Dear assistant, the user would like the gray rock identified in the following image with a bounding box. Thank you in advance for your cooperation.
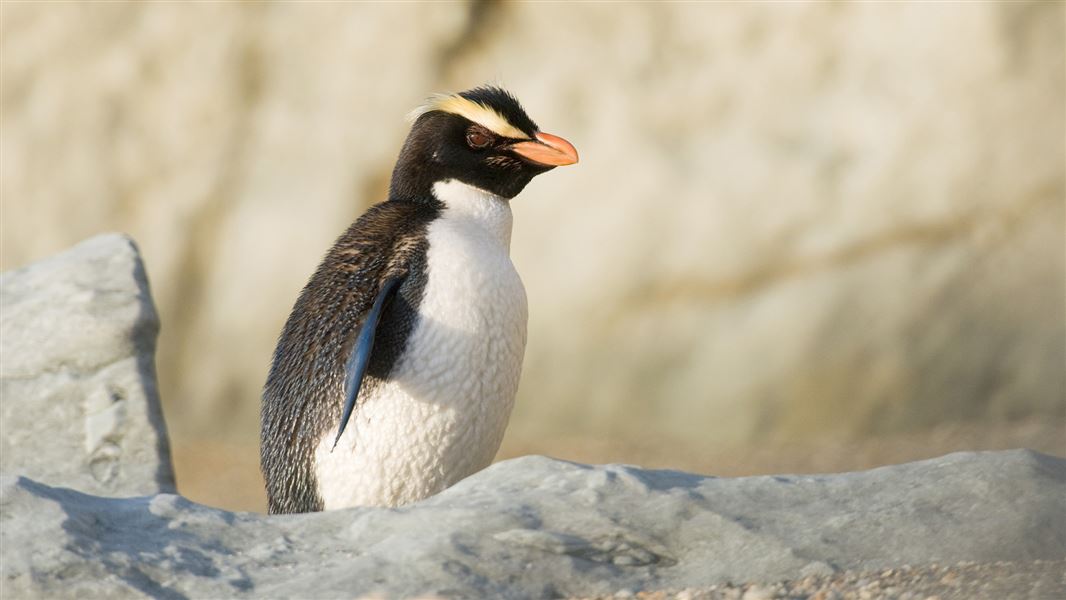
[0,233,174,496]
[2,450,1063,599]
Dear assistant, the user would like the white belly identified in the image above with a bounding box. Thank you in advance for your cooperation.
[313,181,528,509]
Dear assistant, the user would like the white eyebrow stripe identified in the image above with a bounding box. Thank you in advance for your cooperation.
[408,94,531,140]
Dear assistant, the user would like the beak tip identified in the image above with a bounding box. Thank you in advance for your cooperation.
[509,131,579,167]
[530,131,579,167]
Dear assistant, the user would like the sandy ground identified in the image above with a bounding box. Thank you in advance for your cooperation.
[172,418,1064,514]
[571,559,1066,600]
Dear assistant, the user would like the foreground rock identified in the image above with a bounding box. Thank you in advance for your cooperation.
[2,450,1064,599]
[574,559,1066,600]
[0,234,174,496]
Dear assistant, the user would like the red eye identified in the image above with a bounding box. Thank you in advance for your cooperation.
[466,129,492,149]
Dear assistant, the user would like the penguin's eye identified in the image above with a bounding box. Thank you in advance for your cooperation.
[466,127,493,150]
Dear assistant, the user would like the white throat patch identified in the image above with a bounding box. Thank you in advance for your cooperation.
[432,180,514,250]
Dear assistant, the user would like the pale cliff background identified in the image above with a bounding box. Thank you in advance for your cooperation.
[2,1,1063,512]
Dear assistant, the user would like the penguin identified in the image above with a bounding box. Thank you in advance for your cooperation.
[260,86,578,514]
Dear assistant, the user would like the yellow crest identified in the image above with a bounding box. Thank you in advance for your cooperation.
[408,94,531,140]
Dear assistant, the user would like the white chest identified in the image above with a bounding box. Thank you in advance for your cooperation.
[313,181,528,509]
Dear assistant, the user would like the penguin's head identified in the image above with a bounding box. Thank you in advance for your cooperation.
[389,86,578,201]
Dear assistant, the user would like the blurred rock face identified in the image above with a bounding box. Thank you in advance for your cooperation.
[2,3,1062,448]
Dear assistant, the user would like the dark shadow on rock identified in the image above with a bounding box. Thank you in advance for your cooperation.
[617,465,709,493]
[127,236,177,493]
[18,477,252,599]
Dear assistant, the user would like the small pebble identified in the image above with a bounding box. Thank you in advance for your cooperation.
[740,585,772,600]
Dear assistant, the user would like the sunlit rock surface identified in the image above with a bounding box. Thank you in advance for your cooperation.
[2,451,1064,598]
[0,234,174,496]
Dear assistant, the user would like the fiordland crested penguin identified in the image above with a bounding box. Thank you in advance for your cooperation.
[260,86,578,514]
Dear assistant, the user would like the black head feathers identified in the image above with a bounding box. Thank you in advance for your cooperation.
[393,86,576,201]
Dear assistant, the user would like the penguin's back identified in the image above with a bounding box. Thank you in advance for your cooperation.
[312,180,528,509]
[260,199,439,514]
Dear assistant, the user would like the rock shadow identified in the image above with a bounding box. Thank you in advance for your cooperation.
[18,477,252,600]
[128,238,177,493]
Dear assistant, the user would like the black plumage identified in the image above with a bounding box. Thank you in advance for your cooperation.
[457,86,539,138]
[390,89,554,201]
[260,86,576,514]
[260,201,437,514]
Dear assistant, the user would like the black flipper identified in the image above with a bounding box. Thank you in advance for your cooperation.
[332,276,402,450]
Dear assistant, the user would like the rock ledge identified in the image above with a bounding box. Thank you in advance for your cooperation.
[2,450,1064,599]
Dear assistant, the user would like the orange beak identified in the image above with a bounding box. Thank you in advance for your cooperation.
[510,132,579,167]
